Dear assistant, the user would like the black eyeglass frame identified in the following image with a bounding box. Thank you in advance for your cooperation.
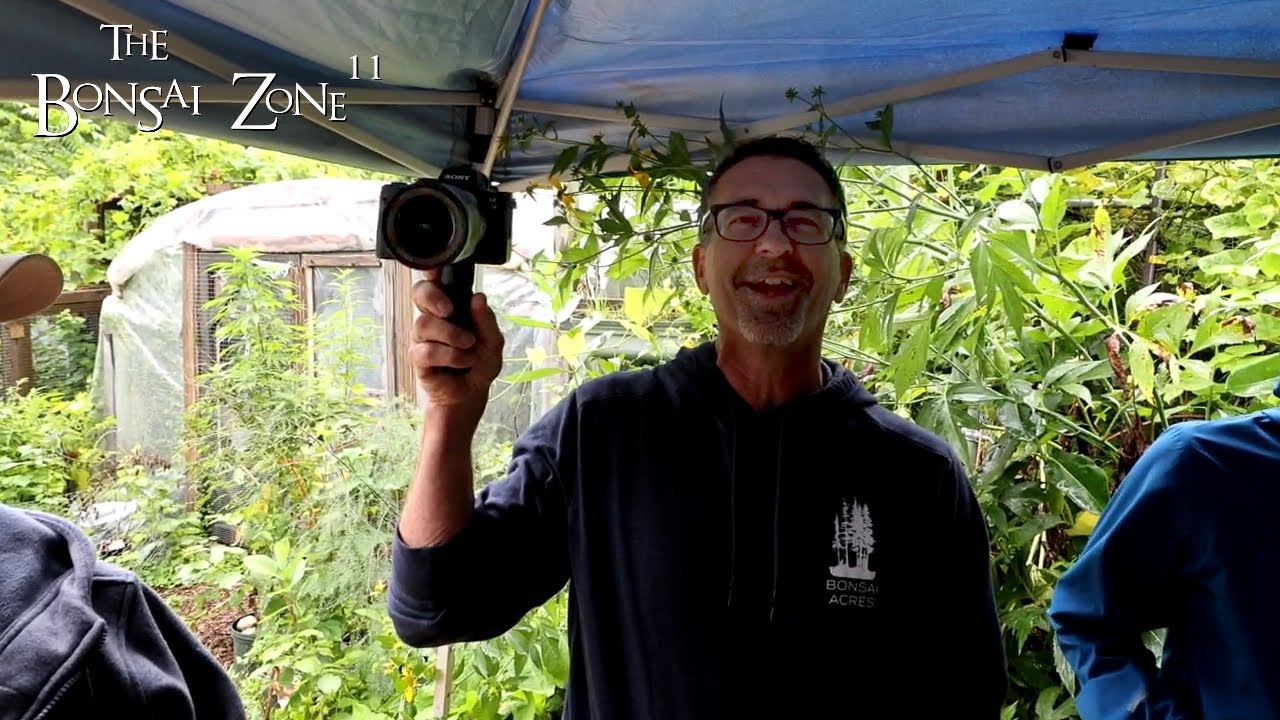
[702,202,845,245]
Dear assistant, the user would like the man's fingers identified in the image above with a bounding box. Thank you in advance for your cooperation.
[412,279,453,317]
[409,341,476,370]
[470,293,504,352]
[413,311,476,348]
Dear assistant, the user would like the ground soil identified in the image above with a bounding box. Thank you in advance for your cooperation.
[158,584,258,668]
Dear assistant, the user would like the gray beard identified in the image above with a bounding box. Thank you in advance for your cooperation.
[734,288,808,345]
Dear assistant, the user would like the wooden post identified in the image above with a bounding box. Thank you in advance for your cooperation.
[3,319,34,394]
[387,261,416,399]
[433,645,453,719]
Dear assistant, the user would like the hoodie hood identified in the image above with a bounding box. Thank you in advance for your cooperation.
[661,341,879,621]
[0,504,106,719]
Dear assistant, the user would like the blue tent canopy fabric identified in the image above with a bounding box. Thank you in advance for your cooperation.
[3,0,1278,187]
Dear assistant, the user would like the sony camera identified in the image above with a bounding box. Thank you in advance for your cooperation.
[377,164,515,271]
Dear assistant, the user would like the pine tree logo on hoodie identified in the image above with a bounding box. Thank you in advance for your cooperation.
[827,498,878,608]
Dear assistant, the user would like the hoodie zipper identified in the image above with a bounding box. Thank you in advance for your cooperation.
[32,628,105,720]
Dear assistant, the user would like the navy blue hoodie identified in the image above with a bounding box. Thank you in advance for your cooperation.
[389,341,1007,718]
[1048,387,1280,720]
[0,503,245,719]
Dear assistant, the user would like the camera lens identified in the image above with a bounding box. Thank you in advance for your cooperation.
[391,190,460,263]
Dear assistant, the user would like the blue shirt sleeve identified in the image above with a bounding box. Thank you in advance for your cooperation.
[1047,422,1198,720]
[387,395,574,647]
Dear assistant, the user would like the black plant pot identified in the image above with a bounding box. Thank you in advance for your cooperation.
[231,614,257,660]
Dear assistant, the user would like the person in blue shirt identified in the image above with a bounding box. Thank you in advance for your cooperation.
[1048,380,1280,719]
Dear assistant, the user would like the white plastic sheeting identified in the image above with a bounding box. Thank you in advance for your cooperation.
[91,177,560,460]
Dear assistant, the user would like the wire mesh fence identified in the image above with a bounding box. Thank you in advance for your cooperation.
[0,284,109,397]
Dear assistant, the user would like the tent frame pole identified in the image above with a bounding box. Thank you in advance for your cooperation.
[1062,49,1280,79]
[25,9,1280,189]
[1051,105,1280,171]
[481,0,554,178]
[497,47,1280,189]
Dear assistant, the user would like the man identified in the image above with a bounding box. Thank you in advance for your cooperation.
[0,253,245,719]
[389,136,1007,718]
[1048,381,1280,719]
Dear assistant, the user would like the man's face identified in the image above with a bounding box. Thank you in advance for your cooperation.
[693,155,852,347]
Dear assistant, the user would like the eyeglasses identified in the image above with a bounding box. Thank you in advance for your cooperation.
[703,203,842,245]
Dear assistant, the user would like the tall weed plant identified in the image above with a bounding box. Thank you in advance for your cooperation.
[153,249,567,719]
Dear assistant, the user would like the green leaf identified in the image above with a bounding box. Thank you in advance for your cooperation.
[916,397,971,472]
[949,383,1005,403]
[864,104,894,148]
[1058,382,1093,405]
[1038,175,1066,231]
[667,131,690,167]
[1111,229,1156,286]
[997,273,1025,334]
[892,321,931,399]
[550,145,578,178]
[1044,359,1114,388]
[1204,211,1256,239]
[970,241,993,307]
[1137,302,1193,354]
[1004,605,1046,653]
[1046,450,1111,512]
[243,554,279,578]
[1243,191,1277,228]
[1190,318,1249,355]
[860,303,883,353]
[501,366,563,384]
[1124,283,1178,324]
[1035,686,1073,720]
[995,200,1040,231]
[504,315,557,330]
[1129,338,1156,404]
[716,95,735,158]
[1225,353,1280,397]
[292,656,322,675]
[986,238,1038,292]
[315,674,342,694]
[513,699,537,720]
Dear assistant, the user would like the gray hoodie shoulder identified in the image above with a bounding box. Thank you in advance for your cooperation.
[0,504,246,719]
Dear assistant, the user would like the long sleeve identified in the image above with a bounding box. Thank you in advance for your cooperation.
[938,460,1008,718]
[1047,424,1196,720]
[387,396,574,647]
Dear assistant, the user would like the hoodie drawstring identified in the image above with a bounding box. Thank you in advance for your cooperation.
[769,420,784,623]
[726,414,738,610]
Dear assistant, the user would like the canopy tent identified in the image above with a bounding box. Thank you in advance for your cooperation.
[2,0,1279,190]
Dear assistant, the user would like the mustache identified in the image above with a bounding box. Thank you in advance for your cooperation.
[734,257,813,286]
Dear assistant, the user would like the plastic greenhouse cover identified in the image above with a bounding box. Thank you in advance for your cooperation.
[90,177,561,461]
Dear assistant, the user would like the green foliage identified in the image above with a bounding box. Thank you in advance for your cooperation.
[0,101,399,287]
[501,95,1280,718]
[0,385,112,512]
[30,309,97,396]
[150,249,566,719]
[2,90,1278,719]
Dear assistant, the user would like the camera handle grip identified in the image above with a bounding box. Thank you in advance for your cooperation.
[433,262,476,376]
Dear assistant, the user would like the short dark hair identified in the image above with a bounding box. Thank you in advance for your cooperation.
[698,135,846,244]
[700,135,846,215]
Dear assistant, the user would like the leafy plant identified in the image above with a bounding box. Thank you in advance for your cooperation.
[4,89,1277,720]
[0,385,112,512]
[497,93,1280,718]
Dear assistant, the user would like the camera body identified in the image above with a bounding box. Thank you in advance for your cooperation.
[376,164,514,271]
